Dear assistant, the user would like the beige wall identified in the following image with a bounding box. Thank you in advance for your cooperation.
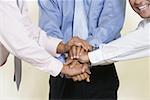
[117,2,150,100]
[0,1,149,100]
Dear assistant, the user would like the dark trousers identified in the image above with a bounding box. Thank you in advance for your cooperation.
[49,64,119,100]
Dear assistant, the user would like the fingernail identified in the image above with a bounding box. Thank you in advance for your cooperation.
[89,71,91,74]
[87,70,91,74]
[82,69,85,73]
[70,66,73,68]
[87,78,90,82]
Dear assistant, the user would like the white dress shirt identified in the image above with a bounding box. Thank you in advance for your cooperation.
[0,1,63,76]
[88,19,150,66]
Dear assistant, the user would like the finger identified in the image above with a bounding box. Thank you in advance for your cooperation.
[72,76,78,82]
[81,64,88,73]
[80,73,87,81]
[79,48,85,56]
[79,39,92,51]
[76,75,82,81]
[69,60,78,68]
[74,41,88,51]
[86,68,91,75]
[72,37,90,51]
[72,46,77,59]
[86,76,90,82]
[82,73,90,82]
[81,40,89,51]
[76,46,81,58]
[65,75,71,79]
[82,40,92,51]
[64,59,73,65]
[82,64,91,74]
[69,49,73,59]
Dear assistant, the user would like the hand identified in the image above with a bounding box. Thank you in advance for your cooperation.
[72,64,91,82]
[61,59,85,77]
[78,50,90,64]
[65,37,92,52]
[69,46,85,59]
[62,59,91,82]
[72,73,90,82]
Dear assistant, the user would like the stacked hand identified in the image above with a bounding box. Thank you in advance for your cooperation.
[57,37,92,82]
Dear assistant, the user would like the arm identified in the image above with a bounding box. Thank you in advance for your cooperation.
[0,1,88,76]
[82,24,150,66]
[23,1,91,56]
[0,1,63,76]
[21,1,62,57]
[87,0,126,48]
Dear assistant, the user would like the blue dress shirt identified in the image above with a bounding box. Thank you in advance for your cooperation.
[38,0,126,60]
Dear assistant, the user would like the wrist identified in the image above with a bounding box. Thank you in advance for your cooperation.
[61,64,68,75]
[60,64,65,74]
[57,42,65,54]
[64,43,71,53]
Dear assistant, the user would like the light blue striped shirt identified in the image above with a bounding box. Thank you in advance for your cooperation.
[38,0,126,61]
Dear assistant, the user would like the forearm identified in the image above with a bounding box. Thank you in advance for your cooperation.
[0,2,64,76]
[87,0,126,48]
[21,2,63,57]
[88,27,150,66]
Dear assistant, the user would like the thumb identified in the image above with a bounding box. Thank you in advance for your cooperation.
[64,59,73,65]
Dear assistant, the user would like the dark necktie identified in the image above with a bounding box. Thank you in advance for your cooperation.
[14,0,23,90]
[14,56,22,90]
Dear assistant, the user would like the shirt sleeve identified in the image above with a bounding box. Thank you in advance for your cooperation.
[38,0,64,40]
[87,0,126,48]
[21,1,62,57]
[38,0,64,59]
[0,1,63,76]
[88,22,150,66]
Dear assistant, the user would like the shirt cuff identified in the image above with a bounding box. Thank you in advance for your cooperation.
[39,30,62,57]
[88,48,106,66]
[47,57,63,77]
[46,36,62,57]
[87,35,102,48]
